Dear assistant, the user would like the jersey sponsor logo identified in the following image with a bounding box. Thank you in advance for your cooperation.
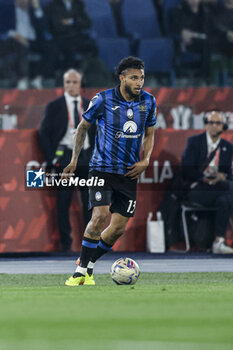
[115,132,141,139]
[115,121,140,138]
[123,121,137,133]
[115,131,141,139]
[111,106,120,111]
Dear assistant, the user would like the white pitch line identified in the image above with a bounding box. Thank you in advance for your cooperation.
[0,258,233,274]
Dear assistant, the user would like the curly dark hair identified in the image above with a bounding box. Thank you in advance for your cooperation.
[115,56,145,76]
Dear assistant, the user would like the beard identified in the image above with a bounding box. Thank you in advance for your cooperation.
[125,83,140,99]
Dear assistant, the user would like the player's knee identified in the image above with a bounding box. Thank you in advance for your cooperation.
[91,210,108,230]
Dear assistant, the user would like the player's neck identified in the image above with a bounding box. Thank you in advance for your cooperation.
[120,86,134,102]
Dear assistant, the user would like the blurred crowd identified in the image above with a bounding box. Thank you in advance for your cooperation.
[169,0,233,85]
[0,0,232,89]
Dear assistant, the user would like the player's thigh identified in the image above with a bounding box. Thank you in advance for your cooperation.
[89,187,112,208]
[110,180,137,217]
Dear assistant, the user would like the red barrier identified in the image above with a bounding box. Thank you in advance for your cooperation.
[0,129,233,253]
[0,87,233,129]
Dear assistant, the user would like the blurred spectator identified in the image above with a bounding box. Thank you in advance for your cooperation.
[202,0,224,4]
[182,111,233,254]
[211,0,233,58]
[171,0,211,78]
[109,0,128,37]
[109,0,164,37]
[0,0,48,89]
[47,0,97,71]
[38,69,96,252]
[152,0,165,35]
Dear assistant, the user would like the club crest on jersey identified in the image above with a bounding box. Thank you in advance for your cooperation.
[123,121,137,133]
[127,108,134,119]
[139,105,146,112]
[95,191,102,201]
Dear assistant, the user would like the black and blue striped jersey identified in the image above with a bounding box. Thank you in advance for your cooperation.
[82,86,156,175]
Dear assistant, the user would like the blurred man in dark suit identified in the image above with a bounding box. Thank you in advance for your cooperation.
[182,111,233,254]
[170,0,212,79]
[211,0,233,58]
[38,69,96,251]
[0,0,47,89]
[47,0,97,70]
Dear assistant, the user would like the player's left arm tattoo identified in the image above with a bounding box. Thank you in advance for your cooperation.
[62,119,91,178]
[71,120,91,164]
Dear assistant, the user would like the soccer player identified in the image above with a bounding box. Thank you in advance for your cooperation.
[63,56,156,286]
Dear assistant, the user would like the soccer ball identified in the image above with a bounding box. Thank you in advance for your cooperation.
[110,257,140,285]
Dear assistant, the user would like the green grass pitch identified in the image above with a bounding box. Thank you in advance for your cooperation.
[0,272,233,350]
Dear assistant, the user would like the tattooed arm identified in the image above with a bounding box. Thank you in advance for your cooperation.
[62,119,91,178]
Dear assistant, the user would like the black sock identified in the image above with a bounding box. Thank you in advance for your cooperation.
[80,237,99,267]
[73,272,84,278]
[73,237,98,278]
[91,238,112,263]
[87,268,93,276]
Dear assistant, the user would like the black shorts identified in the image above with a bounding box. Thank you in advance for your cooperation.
[88,170,137,217]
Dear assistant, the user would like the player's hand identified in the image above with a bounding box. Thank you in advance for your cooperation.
[125,159,149,180]
[31,0,41,9]
[216,172,227,181]
[203,172,227,186]
[61,162,76,180]
[62,18,72,25]
[203,177,218,186]
[13,33,29,47]
[181,29,193,45]
[227,30,233,43]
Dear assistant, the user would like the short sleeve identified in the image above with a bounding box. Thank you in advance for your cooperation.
[145,96,157,127]
[82,93,103,124]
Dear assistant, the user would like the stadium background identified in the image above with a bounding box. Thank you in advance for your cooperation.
[0,87,233,253]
